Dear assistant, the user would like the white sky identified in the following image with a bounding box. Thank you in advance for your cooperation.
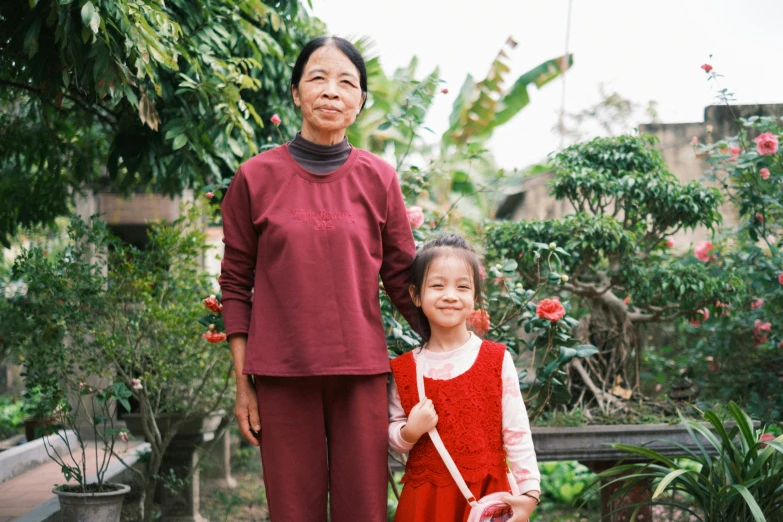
[310,0,783,170]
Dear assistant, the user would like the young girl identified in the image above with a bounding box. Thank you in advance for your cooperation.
[389,234,541,522]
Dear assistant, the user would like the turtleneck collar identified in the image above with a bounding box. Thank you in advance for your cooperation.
[287,132,352,175]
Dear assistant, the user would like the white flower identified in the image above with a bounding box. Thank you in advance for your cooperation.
[131,378,143,391]
[4,280,27,299]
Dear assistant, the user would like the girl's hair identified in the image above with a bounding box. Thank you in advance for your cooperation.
[290,36,368,110]
[410,234,484,342]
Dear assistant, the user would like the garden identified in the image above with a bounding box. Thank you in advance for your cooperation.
[1,1,782,521]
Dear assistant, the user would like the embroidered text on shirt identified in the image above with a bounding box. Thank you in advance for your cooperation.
[292,209,355,230]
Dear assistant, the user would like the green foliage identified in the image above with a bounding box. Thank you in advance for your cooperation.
[0,0,323,245]
[8,202,232,515]
[671,113,783,420]
[0,394,25,439]
[489,135,732,321]
[598,402,783,521]
[538,461,598,507]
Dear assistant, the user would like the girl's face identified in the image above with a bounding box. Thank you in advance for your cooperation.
[413,254,476,331]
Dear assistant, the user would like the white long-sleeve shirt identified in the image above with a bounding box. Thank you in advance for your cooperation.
[388,333,541,494]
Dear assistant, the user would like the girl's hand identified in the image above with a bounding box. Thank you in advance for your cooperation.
[501,493,538,522]
[400,398,438,444]
[235,377,261,447]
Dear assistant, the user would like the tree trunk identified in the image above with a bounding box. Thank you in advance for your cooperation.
[572,298,637,411]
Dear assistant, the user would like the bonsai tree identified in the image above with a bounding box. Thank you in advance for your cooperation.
[486,134,739,413]
[10,201,233,521]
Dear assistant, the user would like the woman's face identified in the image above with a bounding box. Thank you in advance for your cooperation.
[292,45,366,145]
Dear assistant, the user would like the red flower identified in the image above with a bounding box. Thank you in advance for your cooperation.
[441,88,449,94]
[759,433,775,449]
[755,213,764,223]
[406,206,424,229]
[270,113,282,126]
[623,296,631,305]
[536,298,566,322]
[689,308,709,327]
[205,192,215,199]
[751,298,764,311]
[203,331,227,343]
[665,238,675,248]
[694,241,716,262]
[754,132,779,156]
[716,301,730,317]
[778,273,783,285]
[204,295,223,313]
[467,309,491,336]
[700,64,713,72]
[760,168,770,180]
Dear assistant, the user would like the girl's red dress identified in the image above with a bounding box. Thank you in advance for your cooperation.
[391,341,514,522]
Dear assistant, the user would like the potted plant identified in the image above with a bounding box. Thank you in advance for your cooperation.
[595,401,783,522]
[34,379,134,521]
[8,201,233,522]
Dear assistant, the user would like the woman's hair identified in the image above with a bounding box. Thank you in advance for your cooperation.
[410,234,484,342]
[290,36,368,110]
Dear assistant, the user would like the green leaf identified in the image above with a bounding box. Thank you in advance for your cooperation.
[651,469,690,499]
[23,18,42,58]
[172,134,188,150]
[502,259,518,272]
[80,2,95,28]
[731,484,767,522]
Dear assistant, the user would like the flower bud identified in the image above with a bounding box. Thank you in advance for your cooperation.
[560,275,569,283]
[548,242,557,250]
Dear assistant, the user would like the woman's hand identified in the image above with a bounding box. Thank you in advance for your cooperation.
[235,376,261,446]
[400,398,438,444]
[501,493,539,522]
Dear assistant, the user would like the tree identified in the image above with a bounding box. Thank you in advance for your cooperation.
[486,134,738,413]
[0,0,323,246]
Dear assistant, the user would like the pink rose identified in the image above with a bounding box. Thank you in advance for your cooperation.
[754,132,779,156]
[753,319,771,333]
[406,206,425,229]
[729,146,740,161]
[689,308,709,326]
[694,241,716,262]
[536,298,566,322]
[270,113,282,126]
[205,191,214,199]
[778,273,783,285]
[760,168,770,180]
[691,136,699,144]
[760,433,775,449]
[467,309,491,336]
[751,298,764,311]
[701,64,713,72]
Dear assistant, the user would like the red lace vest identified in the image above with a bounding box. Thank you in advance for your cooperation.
[391,340,508,487]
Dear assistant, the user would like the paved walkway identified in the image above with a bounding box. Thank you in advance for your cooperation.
[0,443,141,521]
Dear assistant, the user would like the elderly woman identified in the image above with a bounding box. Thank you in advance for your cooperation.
[219,37,421,521]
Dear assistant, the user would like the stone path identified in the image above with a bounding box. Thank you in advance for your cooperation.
[0,443,142,521]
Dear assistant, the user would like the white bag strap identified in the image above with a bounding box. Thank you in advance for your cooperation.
[414,354,520,507]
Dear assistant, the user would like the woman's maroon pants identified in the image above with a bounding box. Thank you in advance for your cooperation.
[254,374,389,521]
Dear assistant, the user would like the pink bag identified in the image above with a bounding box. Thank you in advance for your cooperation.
[415,359,521,522]
[465,491,515,522]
